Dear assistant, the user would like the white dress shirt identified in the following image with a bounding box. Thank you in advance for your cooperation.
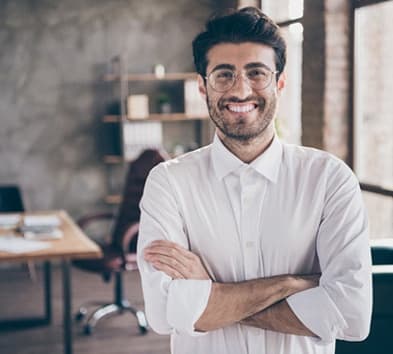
[137,134,372,354]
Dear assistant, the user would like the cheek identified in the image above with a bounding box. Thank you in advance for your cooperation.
[262,88,277,104]
[207,91,224,107]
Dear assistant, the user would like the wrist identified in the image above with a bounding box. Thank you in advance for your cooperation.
[290,274,319,293]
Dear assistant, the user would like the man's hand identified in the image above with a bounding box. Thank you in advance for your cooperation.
[144,240,210,280]
[241,300,318,337]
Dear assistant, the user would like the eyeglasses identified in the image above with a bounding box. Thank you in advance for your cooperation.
[206,67,278,92]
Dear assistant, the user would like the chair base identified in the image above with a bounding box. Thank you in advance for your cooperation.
[76,300,148,335]
[74,272,148,335]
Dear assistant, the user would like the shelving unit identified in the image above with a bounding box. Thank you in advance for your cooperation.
[102,56,213,204]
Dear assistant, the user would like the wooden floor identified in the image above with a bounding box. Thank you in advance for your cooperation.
[0,264,170,354]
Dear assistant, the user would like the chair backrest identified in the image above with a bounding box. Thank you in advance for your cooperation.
[371,245,393,265]
[0,185,25,212]
[111,149,167,253]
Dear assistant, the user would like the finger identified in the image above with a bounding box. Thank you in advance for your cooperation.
[144,245,191,265]
[149,241,194,259]
[150,240,178,247]
[146,241,196,259]
[146,253,188,275]
[152,261,184,279]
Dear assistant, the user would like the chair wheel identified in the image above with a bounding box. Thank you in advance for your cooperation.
[84,324,93,335]
[75,312,86,322]
[139,325,148,335]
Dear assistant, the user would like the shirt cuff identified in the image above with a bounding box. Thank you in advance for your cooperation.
[286,286,348,343]
[167,279,212,336]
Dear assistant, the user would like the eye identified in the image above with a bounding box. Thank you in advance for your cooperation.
[214,70,234,81]
[247,68,269,80]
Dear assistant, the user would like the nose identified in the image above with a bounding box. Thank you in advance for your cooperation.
[227,73,253,99]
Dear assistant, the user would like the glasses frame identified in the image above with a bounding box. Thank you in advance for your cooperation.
[205,68,279,93]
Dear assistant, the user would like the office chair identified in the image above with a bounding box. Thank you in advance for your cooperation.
[0,185,36,281]
[336,239,393,354]
[0,186,24,212]
[73,149,167,335]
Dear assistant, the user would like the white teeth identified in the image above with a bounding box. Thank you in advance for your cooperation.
[227,104,255,113]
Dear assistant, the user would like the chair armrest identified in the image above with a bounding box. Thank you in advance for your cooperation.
[122,222,140,255]
[77,212,115,230]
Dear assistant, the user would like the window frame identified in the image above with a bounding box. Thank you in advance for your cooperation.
[260,0,304,144]
[350,0,393,199]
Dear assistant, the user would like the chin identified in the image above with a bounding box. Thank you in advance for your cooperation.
[224,121,272,141]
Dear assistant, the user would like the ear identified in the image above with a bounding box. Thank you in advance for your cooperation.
[276,71,286,95]
[198,74,207,100]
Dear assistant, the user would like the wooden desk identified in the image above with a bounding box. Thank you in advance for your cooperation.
[0,210,102,354]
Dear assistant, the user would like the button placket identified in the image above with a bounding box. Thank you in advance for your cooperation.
[240,168,260,279]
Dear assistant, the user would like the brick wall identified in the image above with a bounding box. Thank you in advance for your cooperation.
[324,0,351,161]
[302,0,351,162]
[302,0,326,151]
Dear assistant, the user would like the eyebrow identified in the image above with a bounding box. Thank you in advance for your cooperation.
[210,63,236,73]
[209,62,274,75]
[244,62,274,71]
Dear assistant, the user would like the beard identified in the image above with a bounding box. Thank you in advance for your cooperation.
[206,93,277,142]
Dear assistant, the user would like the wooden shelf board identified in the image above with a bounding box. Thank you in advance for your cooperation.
[103,114,209,123]
[103,72,198,82]
[105,195,122,204]
[103,115,121,123]
[132,113,210,121]
[103,155,123,164]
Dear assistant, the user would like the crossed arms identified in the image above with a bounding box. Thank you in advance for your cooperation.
[144,240,319,336]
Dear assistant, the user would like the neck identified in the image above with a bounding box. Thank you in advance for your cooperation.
[217,124,275,163]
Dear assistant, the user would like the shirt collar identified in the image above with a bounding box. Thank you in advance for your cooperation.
[211,133,283,183]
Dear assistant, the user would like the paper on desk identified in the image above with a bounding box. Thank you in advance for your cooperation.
[24,229,63,240]
[0,214,21,228]
[0,235,51,253]
[23,215,61,227]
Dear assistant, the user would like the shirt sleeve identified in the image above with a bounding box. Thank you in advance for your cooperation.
[136,163,212,335]
[287,160,372,343]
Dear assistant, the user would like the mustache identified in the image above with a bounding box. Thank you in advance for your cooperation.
[217,96,265,110]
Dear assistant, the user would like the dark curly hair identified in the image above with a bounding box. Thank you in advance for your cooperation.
[192,7,286,80]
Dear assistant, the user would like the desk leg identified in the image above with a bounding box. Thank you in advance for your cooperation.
[62,259,72,354]
[0,261,52,330]
[43,261,52,324]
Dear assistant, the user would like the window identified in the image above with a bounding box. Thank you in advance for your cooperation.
[353,0,393,239]
[261,0,304,144]
[262,0,303,23]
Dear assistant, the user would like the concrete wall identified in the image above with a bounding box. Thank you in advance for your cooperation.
[0,0,218,217]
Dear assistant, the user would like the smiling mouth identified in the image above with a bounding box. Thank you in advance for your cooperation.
[226,103,258,113]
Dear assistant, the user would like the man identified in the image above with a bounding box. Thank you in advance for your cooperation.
[137,7,372,354]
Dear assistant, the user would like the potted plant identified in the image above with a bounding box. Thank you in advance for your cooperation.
[157,93,171,114]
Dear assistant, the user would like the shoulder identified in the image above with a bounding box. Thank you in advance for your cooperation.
[148,144,212,182]
[282,143,354,180]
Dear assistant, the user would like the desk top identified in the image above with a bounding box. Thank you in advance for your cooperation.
[0,210,102,262]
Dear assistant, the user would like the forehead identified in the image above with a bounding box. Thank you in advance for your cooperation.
[206,42,276,72]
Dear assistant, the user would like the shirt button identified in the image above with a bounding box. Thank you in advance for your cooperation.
[246,241,255,248]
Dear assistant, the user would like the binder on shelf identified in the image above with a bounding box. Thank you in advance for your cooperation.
[122,121,163,160]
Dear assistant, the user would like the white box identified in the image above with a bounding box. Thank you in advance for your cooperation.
[184,79,209,117]
[127,94,149,119]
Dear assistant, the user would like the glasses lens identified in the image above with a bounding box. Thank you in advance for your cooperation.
[209,69,235,92]
[208,68,274,92]
[246,68,272,90]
